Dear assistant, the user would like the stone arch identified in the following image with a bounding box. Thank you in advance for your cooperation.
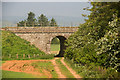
[50,35,67,57]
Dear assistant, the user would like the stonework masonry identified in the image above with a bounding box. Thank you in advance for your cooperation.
[5,27,79,56]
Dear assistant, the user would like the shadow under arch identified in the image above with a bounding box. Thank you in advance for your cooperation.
[51,36,67,57]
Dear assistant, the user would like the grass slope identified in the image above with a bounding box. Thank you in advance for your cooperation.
[2,31,45,60]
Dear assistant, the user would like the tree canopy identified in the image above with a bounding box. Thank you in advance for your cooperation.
[38,14,49,26]
[27,12,36,27]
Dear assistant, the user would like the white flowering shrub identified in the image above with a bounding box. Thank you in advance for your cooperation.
[64,14,120,73]
[95,15,120,71]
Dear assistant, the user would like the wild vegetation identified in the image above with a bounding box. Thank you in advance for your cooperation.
[64,2,120,78]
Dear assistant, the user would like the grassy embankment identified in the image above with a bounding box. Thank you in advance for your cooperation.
[2,30,54,60]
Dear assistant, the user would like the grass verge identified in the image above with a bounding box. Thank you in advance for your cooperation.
[64,58,120,78]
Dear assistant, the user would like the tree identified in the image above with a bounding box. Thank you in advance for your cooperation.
[17,20,26,27]
[83,2,120,39]
[50,18,57,26]
[27,12,36,27]
[38,14,49,26]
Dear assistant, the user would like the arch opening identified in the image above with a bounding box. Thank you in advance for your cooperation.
[50,36,67,57]
[50,37,60,55]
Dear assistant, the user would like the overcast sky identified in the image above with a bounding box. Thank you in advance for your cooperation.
[3,2,91,17]
[2,2,91,27]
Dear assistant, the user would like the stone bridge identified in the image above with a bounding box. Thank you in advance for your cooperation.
[5,27,79,56]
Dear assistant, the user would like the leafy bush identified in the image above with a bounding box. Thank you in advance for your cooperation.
[64,24,98,65]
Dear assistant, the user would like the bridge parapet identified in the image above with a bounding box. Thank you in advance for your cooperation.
[4,27,79,33]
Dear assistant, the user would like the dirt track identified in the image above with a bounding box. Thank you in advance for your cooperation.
[61,57,82,79]
[2,58,82,78]
[2,60,53,78]
[51,58,66,78]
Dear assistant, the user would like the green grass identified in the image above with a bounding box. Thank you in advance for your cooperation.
[31,61,58,78]
[2,61,6,64]
[2,70,38,78]
[2,31,50,60]
[2,31,56,60]
[55,58,75,79]
[51,44,60,51]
